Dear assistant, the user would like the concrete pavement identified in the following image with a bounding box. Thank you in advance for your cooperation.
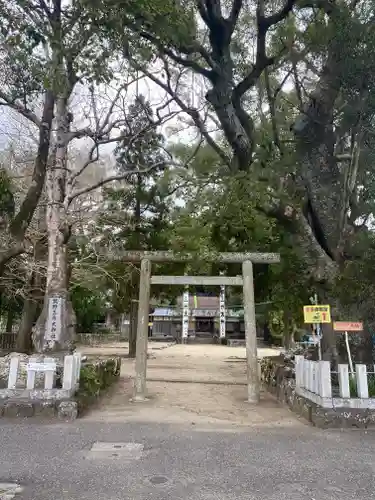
[1,343,374,499]
[0,419,374,499]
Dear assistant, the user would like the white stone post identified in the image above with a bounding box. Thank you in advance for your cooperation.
[338,364,350,398]
[318,361,332,398]
[8,357,19,389]
[74,352,82,387]
[311,362,317,394]
[303,359,309,390]
[295,355,303,389]
[308,361,314,392]
[44,357,55,390]
[356,364,368,399]
[62,355,75,390]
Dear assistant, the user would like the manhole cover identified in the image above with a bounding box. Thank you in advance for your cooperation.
[149,476,169,485]
[0,483,23,499]
[85,442,144,461]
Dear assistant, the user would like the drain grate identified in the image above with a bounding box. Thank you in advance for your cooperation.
[149,476,169,485]
[85,442,144,461]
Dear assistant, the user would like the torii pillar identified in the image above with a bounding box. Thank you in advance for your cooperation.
[120,251,280,403]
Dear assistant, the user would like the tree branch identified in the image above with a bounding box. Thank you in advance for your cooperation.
[228,0,243,28]
[0,92,41,127]
[136,31,214,78]
[234,0,295,97]
[129,58,231,167]
[67,161,168,204]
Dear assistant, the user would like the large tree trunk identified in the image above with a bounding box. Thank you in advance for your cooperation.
[16,272,43,353]
[32,97,76,353]
[6,309,14,333]
[290,5,372,363]
[0,90,54,275]
[17,211,47,353]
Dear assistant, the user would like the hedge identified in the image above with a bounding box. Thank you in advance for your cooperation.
[75,357,121,414]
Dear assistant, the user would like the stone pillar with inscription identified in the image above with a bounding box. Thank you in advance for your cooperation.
[32,292,76,354]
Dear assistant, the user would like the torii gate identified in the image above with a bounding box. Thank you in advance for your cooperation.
[120,251,280,404]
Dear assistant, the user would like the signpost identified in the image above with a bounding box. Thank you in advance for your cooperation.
[303,305,331,324]
[303,301,331,360]
[333,321,363,376]
[27,362,57,372]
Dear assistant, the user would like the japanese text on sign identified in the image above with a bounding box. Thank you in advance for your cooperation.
[303,305,331,324]
[333,321,363,332]
[27,362,56,372]
[182,289,189,338]
[219,285,226,338]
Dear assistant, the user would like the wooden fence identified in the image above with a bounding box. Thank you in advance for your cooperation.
[295,355,375,409]
[0,333,16,350]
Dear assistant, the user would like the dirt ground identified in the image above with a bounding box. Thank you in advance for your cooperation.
[78,342,302,430]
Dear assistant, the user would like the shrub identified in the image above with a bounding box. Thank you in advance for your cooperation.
[75,357,121,413]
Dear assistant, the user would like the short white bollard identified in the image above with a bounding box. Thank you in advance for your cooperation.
[62,355,75,390]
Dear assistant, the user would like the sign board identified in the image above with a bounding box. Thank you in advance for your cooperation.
[303,305,331,324]
[182,289,189,338]
[219,285,226,338]
[27,362,57,372]
[333,321,363,332]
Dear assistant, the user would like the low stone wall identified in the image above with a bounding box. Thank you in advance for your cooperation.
[0,398,77,419]
[0,357,121,420]
[76,333,127,345]
[260,356,375,429]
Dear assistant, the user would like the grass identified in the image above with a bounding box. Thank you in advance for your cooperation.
[348,374,375,398]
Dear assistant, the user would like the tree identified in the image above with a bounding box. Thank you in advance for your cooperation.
[0,0,173,354]
[0,1,55,274]
[98,95,173,356]
[108,0,375,361]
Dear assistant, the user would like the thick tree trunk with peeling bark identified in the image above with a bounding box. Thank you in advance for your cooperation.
[16,271,44,353]
[32,97,76,353]
[292,5,373,363]
[0,90,54,276]
[17,206,47,353]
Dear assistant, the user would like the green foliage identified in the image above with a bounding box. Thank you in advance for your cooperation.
[94,95,181,310]
[71,286,106,333]
[349,375,375,398]
[76,358,121,412]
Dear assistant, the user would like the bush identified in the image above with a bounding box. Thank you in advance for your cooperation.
[349,374,375,398]
[75,357,121,413]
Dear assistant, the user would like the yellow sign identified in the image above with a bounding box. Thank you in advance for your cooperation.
[303,305,331,324]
